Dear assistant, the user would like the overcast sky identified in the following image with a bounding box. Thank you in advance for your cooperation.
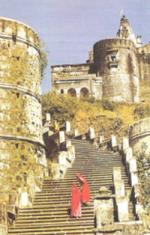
[0,0,149,93]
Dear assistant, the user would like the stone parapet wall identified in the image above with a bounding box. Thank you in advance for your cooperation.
[0,17,40,49]
[130,118,150,154]
[51,63,91,82]
[94,38,136,53]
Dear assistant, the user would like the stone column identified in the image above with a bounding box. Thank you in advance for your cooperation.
[125,147,133,163]
[94,187,114,229]
[122,136,129,152]
[65,121,71,133]
[74,129,80,137]
[89,127,95,141]
[99,135,104,144]
[59,131,65,144]
[46,113,51,122]
[18,187,30,208]
[130,172,139,186]
[111,135,117,151]
[113,167,129,222]
[116,197,129,221]
[66,140,72,148]
[129,157,137,173]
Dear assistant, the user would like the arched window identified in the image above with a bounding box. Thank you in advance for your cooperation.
[68,88,76,97]
[80,87,89,98]
[60,89,64,94]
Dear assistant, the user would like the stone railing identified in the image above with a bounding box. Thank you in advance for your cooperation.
[93,135,144,234]
[43,115,75,180]
[121,136,144,220]
[130,117,150,155]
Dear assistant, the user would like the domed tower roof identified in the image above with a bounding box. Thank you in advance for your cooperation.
[117,15,137,45]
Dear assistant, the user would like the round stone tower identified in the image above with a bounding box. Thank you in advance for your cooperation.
[0,17,46,168]
[93,16,140,103]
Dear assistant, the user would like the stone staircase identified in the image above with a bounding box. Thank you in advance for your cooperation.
[8,139,135,235]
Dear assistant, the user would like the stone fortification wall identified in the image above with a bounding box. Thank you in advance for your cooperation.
[52,63,102,99]
[94,38,140,103]
[51,64,91,81]
[0,17,46,170]
[138,44,150,81]
[130,118,150,155]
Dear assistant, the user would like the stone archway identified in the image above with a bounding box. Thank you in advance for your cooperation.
[68,88,76,97]
[80,87,89,98]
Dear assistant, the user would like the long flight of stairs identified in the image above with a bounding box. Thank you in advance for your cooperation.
[8,139,135,235]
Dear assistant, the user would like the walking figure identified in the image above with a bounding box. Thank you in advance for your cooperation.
[76,173,90,205]
[70,183,81,218]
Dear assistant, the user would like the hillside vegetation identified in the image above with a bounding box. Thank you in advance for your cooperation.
[42,87,150,137]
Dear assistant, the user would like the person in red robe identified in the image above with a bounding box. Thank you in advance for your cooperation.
[70,183,81,218]
[76,173,90,204]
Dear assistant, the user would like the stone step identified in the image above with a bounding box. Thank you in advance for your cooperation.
[8,139,135,235]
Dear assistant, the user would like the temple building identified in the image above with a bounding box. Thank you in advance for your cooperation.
[51,16,150,103]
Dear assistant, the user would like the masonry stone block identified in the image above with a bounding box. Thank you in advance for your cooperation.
[116,197,129,222]
[95,199,114,228]
[89,127,95,139]
[130,172,139,186]
[129,157,137,173]
[59,131,65,143]
[113,167,122,182]
[66,140,72,148]
[125,147,133,163]
[67,145,75,164]
[65,121,71,133]
[18,189,30,208]
[122,137,129,152]
[114,180,125,198]
[46,113,51,122]
[74,129,80,137]
[99,135,104,144]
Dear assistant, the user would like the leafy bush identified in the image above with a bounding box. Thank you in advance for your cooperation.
[101,99,116,111]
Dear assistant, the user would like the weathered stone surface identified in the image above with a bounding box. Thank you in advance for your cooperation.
[59,131,65,143]
[74,129,80,137]
[89,127,95,139]
[95,199,114,228]
[129,157,137,173]
[130,118,150,156]
[65,121,71,133]
[125,147,133,163]
[113,167,122,182]
[122,137,129,152]
[114,180,125,197]
[130,172,139,186]
[116,197,129,222]
[18,188,30,208]
[111,135,117,148]
[46,113,51,122]
[99,135,104,144]
[0,18,47,212]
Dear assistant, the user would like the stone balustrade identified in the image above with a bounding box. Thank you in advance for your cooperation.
[121,136,143,220]
[113,167,129,222]
[130,118,150,155]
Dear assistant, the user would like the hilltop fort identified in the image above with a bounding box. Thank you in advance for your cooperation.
[51,15,150,103]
